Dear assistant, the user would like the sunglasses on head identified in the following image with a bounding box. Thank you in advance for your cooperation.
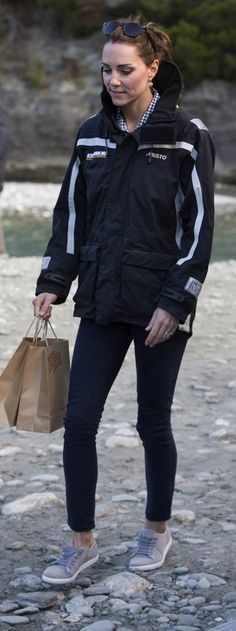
[102,21,156,53]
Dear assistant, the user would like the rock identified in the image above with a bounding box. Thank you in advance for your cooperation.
[111,403,125,411]
[171,509,196,523]
[195,573,227,586]
[48,444,63,454]
[179,573,226,588]
[205,391,219,403]
[209,429,229,440]
[0,600,19,613]
[109,597,129,612]
[14,566,33,575]
[177,613,201,625]
[109,597,142,614]
[65,595,94,617]
[222,592,236,603]
[0,446,22,457]
[215,418,230,427]
[111,494,140,503]
[30,474,59,482]
[15,606,40,614]
[175,474,185,484]
[89,572,150,598]
[210,624,236,631]
[220,521,236,532]
[76,576,92,588]
[0,615,30,624]
[225,610,236,621]
[6,479,24,487]
[171,627,201,631]
[41,611,62,625]
[102,543,129,558]
[95,502,116,518]
[80,622,116,631]
[105,435,139,448]
[127,602,143,615]
[1,492,63,515]
[180,606,197,614]
[83,586,112,596]
[182,537,206,544]
[9,574,42,589]
[85,595,109,606]
[174,567,190,575]
[227,380,236,389]
[114,427,135,436]
[15,591,63,609]
[189,596,206,606]
[190,383,211,391]
[201,604,222,612]
[6,541,25,550]
[65,613,84,623]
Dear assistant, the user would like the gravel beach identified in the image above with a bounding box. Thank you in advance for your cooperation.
[0,183,236,631]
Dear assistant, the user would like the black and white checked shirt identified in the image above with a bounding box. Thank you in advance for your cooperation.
[116,90,160,131]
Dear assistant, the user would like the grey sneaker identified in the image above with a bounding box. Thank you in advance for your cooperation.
[129,527,172,571]
[42,541,99,585]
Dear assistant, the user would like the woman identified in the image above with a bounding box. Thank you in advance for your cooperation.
[33,16,214,585]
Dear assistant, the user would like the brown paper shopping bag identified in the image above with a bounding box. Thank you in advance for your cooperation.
[0,338,30,427]
[16,320,70,433]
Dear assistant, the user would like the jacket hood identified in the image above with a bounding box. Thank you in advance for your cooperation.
[100,59,183,125]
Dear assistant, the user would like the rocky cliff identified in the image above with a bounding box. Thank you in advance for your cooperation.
[1,21,236,183]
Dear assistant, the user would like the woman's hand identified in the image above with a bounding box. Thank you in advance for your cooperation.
[145,307,179,347]
[32,293,58,319]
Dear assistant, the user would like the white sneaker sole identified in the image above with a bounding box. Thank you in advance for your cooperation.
[42,553,99,585]
[129,536,172,571]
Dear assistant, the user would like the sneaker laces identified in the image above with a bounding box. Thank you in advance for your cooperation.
[133,532,157,558]
[51,545,81,568]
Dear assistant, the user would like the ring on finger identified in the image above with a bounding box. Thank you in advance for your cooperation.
[164,330,174,338]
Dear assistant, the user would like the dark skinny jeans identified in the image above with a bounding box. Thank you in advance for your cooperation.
[63,318,188,532]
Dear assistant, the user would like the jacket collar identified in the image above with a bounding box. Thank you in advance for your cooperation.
[100,60,183,137]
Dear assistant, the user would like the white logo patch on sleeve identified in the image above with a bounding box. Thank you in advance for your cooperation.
[184,277,202,297]
[41,256,51,270]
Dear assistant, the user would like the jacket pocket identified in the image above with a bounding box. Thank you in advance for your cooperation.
[120,249,175,319]
[74,244,99,308]
[122,249,175,270]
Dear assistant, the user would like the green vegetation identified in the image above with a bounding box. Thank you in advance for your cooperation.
[139,0,236,86]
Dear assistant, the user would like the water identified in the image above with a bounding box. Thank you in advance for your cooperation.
[2,211,236,262]
[2,215,52,258]
[211,212,236,261]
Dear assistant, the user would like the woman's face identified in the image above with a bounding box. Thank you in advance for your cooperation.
[102,41,157,108]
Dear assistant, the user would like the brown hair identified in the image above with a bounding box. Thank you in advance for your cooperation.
[103,15,172,65]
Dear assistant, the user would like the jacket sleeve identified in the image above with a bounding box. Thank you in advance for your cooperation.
[35,139,86,303]
[157,126,215,322]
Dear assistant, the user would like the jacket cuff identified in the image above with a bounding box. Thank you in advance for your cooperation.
[156,295,194,323]
[35,281,68,304]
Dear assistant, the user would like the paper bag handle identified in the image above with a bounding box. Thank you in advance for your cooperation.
[25,317,57,345]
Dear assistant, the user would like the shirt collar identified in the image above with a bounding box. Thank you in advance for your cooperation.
[116,90,160,132]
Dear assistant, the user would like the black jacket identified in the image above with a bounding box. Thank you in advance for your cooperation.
[36,60,215,331]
